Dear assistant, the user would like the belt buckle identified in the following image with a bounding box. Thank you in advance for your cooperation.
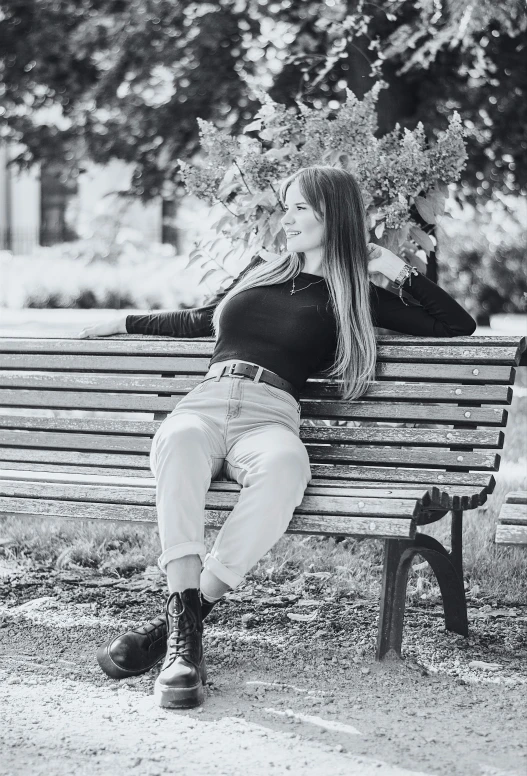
[214,364,231,381]
[228,362,239,376]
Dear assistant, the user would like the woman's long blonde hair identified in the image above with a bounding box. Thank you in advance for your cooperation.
[211,165,377,400]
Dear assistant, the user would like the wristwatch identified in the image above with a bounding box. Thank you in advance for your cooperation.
[393,264,419,306]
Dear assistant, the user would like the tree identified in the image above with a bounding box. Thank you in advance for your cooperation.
[0,0,260,198]
[1,0,524,200]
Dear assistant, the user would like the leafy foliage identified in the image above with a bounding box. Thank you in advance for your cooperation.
[382,0,525,74]
[178,86,466,287]
[0,0,523,199]
[438,197,527,321]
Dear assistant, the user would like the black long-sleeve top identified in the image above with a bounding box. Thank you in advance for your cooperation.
[126,257,476,391]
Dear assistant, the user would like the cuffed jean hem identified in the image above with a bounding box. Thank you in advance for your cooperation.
[157,542,207,575]
[202,552,244,589]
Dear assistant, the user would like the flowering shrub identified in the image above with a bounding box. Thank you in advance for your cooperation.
[178,84,467,285]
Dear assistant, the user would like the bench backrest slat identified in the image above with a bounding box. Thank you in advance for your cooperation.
[0,334,523,350]
[0,372,513,404]
[0,389,509,425]
[0,350,522,373]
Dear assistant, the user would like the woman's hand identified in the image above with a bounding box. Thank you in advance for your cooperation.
[77,315,128,339]
[367,244,407,283]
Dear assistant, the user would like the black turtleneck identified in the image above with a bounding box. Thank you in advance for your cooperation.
[126,257,476,391]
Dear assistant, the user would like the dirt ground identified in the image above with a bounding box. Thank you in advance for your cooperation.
[1,562,526,776]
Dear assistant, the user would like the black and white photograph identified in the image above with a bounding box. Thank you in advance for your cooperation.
[0,1,526,774]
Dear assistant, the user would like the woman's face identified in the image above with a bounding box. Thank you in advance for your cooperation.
[281,179,324,256]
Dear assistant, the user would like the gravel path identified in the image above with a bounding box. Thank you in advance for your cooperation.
[2,674,434,776]
[1,563,526,776]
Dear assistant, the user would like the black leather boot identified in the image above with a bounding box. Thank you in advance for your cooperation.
[154,588,205,709]
[96,595,216,679]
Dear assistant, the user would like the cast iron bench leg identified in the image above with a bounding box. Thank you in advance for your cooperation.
[377,538,415,660]
[376,510,468,660]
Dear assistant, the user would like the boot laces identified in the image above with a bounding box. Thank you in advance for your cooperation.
[135,615,167,646]
[166,601,198,662]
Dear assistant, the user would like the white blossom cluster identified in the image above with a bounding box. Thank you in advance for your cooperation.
[178,85,467,261]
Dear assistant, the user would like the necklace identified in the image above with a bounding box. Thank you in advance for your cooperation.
[290,274,324,295]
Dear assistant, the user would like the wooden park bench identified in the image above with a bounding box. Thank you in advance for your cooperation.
[0,333,525,660]
[495,491,527,546]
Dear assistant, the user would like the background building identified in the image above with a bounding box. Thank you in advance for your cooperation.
[0,142,166,255]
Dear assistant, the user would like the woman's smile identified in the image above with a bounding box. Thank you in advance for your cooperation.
[281,179,324,259]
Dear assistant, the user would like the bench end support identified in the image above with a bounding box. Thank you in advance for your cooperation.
[376,515,469,660]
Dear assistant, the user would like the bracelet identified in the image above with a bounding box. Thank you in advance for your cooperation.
[393,265,419,307]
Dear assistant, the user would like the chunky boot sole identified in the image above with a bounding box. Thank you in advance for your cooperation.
[154,678,204,709]
[96,643,165,679]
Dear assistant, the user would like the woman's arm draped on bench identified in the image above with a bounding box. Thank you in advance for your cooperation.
[126,251,476,340]
[125,256,264,337]
[371,271,476,337]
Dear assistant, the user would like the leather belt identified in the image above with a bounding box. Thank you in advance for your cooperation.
[202,361,300,402]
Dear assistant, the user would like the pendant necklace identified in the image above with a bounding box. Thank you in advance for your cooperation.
[290,275,324,295]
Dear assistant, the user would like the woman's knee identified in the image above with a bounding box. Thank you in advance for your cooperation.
[154,415,211,464]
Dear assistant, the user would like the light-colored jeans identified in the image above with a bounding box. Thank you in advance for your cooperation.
[149,368,312,589]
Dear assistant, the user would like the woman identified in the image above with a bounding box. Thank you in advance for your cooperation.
[79,166,476,709]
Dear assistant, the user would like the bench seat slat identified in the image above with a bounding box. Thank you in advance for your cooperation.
[0,448,496,488]
[495,524,527,545]
[310,464,495,492]
[0,415,504,452]
[497,503,527,525]
[0,468,486,498]
[502,492,527,505]
[0,437,498,470]
[0,390,507,425]
[0,373,513,404]
[311,479,487,509]
[495,491,527,546]
[0,470,491,512]
[0,479,423,517]
[0,468,487,510]
[0,496,416,538]
[0,469,427,497]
